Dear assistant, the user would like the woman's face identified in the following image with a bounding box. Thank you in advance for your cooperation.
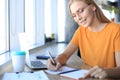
[70,1,96,27]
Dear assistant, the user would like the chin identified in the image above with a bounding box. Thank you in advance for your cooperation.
[79,21,89,28]
[81,23,89,28]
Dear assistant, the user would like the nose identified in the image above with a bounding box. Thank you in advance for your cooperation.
[76,14,82,21]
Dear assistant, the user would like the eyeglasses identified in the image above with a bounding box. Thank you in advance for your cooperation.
[71,5,90,19]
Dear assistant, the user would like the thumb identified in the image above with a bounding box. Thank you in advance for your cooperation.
[56,62,62,70]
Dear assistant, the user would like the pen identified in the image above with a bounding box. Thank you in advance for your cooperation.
[48,51,56,66]
[59,69,80,74]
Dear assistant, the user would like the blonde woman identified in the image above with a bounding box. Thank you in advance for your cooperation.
[46,0,120,79]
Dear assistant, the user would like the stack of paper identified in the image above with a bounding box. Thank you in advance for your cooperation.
[2,71,49,80]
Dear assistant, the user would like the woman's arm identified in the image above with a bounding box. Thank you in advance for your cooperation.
[85,52,120,79]
[115,52,120,66]
[106,52,120,78]
[105,66,120,79]
[46,43,78,70]
[56,43,78,65]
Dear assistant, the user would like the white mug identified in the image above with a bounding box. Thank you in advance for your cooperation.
[11,51,26,72]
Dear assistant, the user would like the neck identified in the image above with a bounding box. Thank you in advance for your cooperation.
[88,16,107,32]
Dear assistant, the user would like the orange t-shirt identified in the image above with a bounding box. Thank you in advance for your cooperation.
[70,22,120,68]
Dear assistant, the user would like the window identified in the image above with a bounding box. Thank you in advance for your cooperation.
[0,0,9,54]
[25,0,45,47]
[0,0,10,65]
[44,0,66,42]
[0,0,67,65]
[25,0,36,46]
[44,0,52,38]
[57,0,65,42]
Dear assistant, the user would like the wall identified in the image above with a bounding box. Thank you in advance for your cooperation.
[64,0,78,43]
[116,0,120,22]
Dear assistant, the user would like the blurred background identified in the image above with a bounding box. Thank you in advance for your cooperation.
[0,0,120,60]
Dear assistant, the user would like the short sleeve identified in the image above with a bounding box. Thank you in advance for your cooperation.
[115,27,120,52]
[70,28,79,47]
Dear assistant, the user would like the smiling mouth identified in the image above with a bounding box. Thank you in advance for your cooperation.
[79,19,87,25]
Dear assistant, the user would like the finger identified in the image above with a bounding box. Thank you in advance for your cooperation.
[90,68,107,79]
[47,59,62,71]
[91,68,102,77]
[84,73,90,78]
[94,71,107,79]
[85,66,99,78]
[46,59,56,70]
[90,66,99,73]
[55,62,62,70]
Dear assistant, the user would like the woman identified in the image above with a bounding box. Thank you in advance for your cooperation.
[46,0,120,79]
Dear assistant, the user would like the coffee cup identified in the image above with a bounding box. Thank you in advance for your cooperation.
[11,51,26,72]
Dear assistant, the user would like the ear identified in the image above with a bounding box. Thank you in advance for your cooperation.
[91,5,96,11]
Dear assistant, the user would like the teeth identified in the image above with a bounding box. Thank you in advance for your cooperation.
[78,19,86,25]
[83,19,86,21]
[82,19,86,23]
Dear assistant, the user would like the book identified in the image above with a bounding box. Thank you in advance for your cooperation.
[2,71,49,80]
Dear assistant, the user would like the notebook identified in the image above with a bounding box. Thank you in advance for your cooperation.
[2,71,49,80]
[45,66,88,79]
[60,69,89,80]
[18,33,47,70]
[45,66,79,75]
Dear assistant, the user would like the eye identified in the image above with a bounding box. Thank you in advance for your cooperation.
[78,9,84,13]
[72,13,76,18]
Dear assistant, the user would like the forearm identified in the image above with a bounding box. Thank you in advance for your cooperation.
[106,67,120,78]
[56,43,77,65]
[56,53,69,65]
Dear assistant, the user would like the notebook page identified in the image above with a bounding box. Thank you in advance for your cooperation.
[45,66,77,75]
[2,71,49,80]
[60,69,89,79]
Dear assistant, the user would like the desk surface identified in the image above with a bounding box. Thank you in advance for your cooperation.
[25,53,116,80]
[1,43,117,80]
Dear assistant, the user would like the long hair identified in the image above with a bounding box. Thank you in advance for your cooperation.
[69,0,111,23]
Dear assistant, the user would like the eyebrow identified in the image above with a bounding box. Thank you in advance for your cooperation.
[71,3,91,15]
[71,6,86,14]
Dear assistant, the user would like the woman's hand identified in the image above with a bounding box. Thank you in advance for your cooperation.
[85,66,108,79]
[46,58,62,70]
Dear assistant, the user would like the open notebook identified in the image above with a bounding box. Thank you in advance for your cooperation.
[60,69,89,79]
[18,33,47,70]
[45,66,88,79]
[45,66,78,75]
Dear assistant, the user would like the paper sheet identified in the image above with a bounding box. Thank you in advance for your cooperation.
[60,69,89,79]
[45,66,77,75]
[2,71,49,80]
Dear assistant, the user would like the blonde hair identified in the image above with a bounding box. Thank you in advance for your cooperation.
[69,0,111,23]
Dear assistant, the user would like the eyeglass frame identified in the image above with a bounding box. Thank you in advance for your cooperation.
[71,4,91,19]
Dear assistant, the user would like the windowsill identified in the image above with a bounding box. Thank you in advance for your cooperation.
[0,52,12,77]
[0,51,11,66]
[0,42,56,77]
[29,41,57,54]
[0,41,56,66]
[0,42,67,78]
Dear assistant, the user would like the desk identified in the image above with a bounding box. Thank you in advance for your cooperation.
[0,43,117,80]
[25,53,116,80]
